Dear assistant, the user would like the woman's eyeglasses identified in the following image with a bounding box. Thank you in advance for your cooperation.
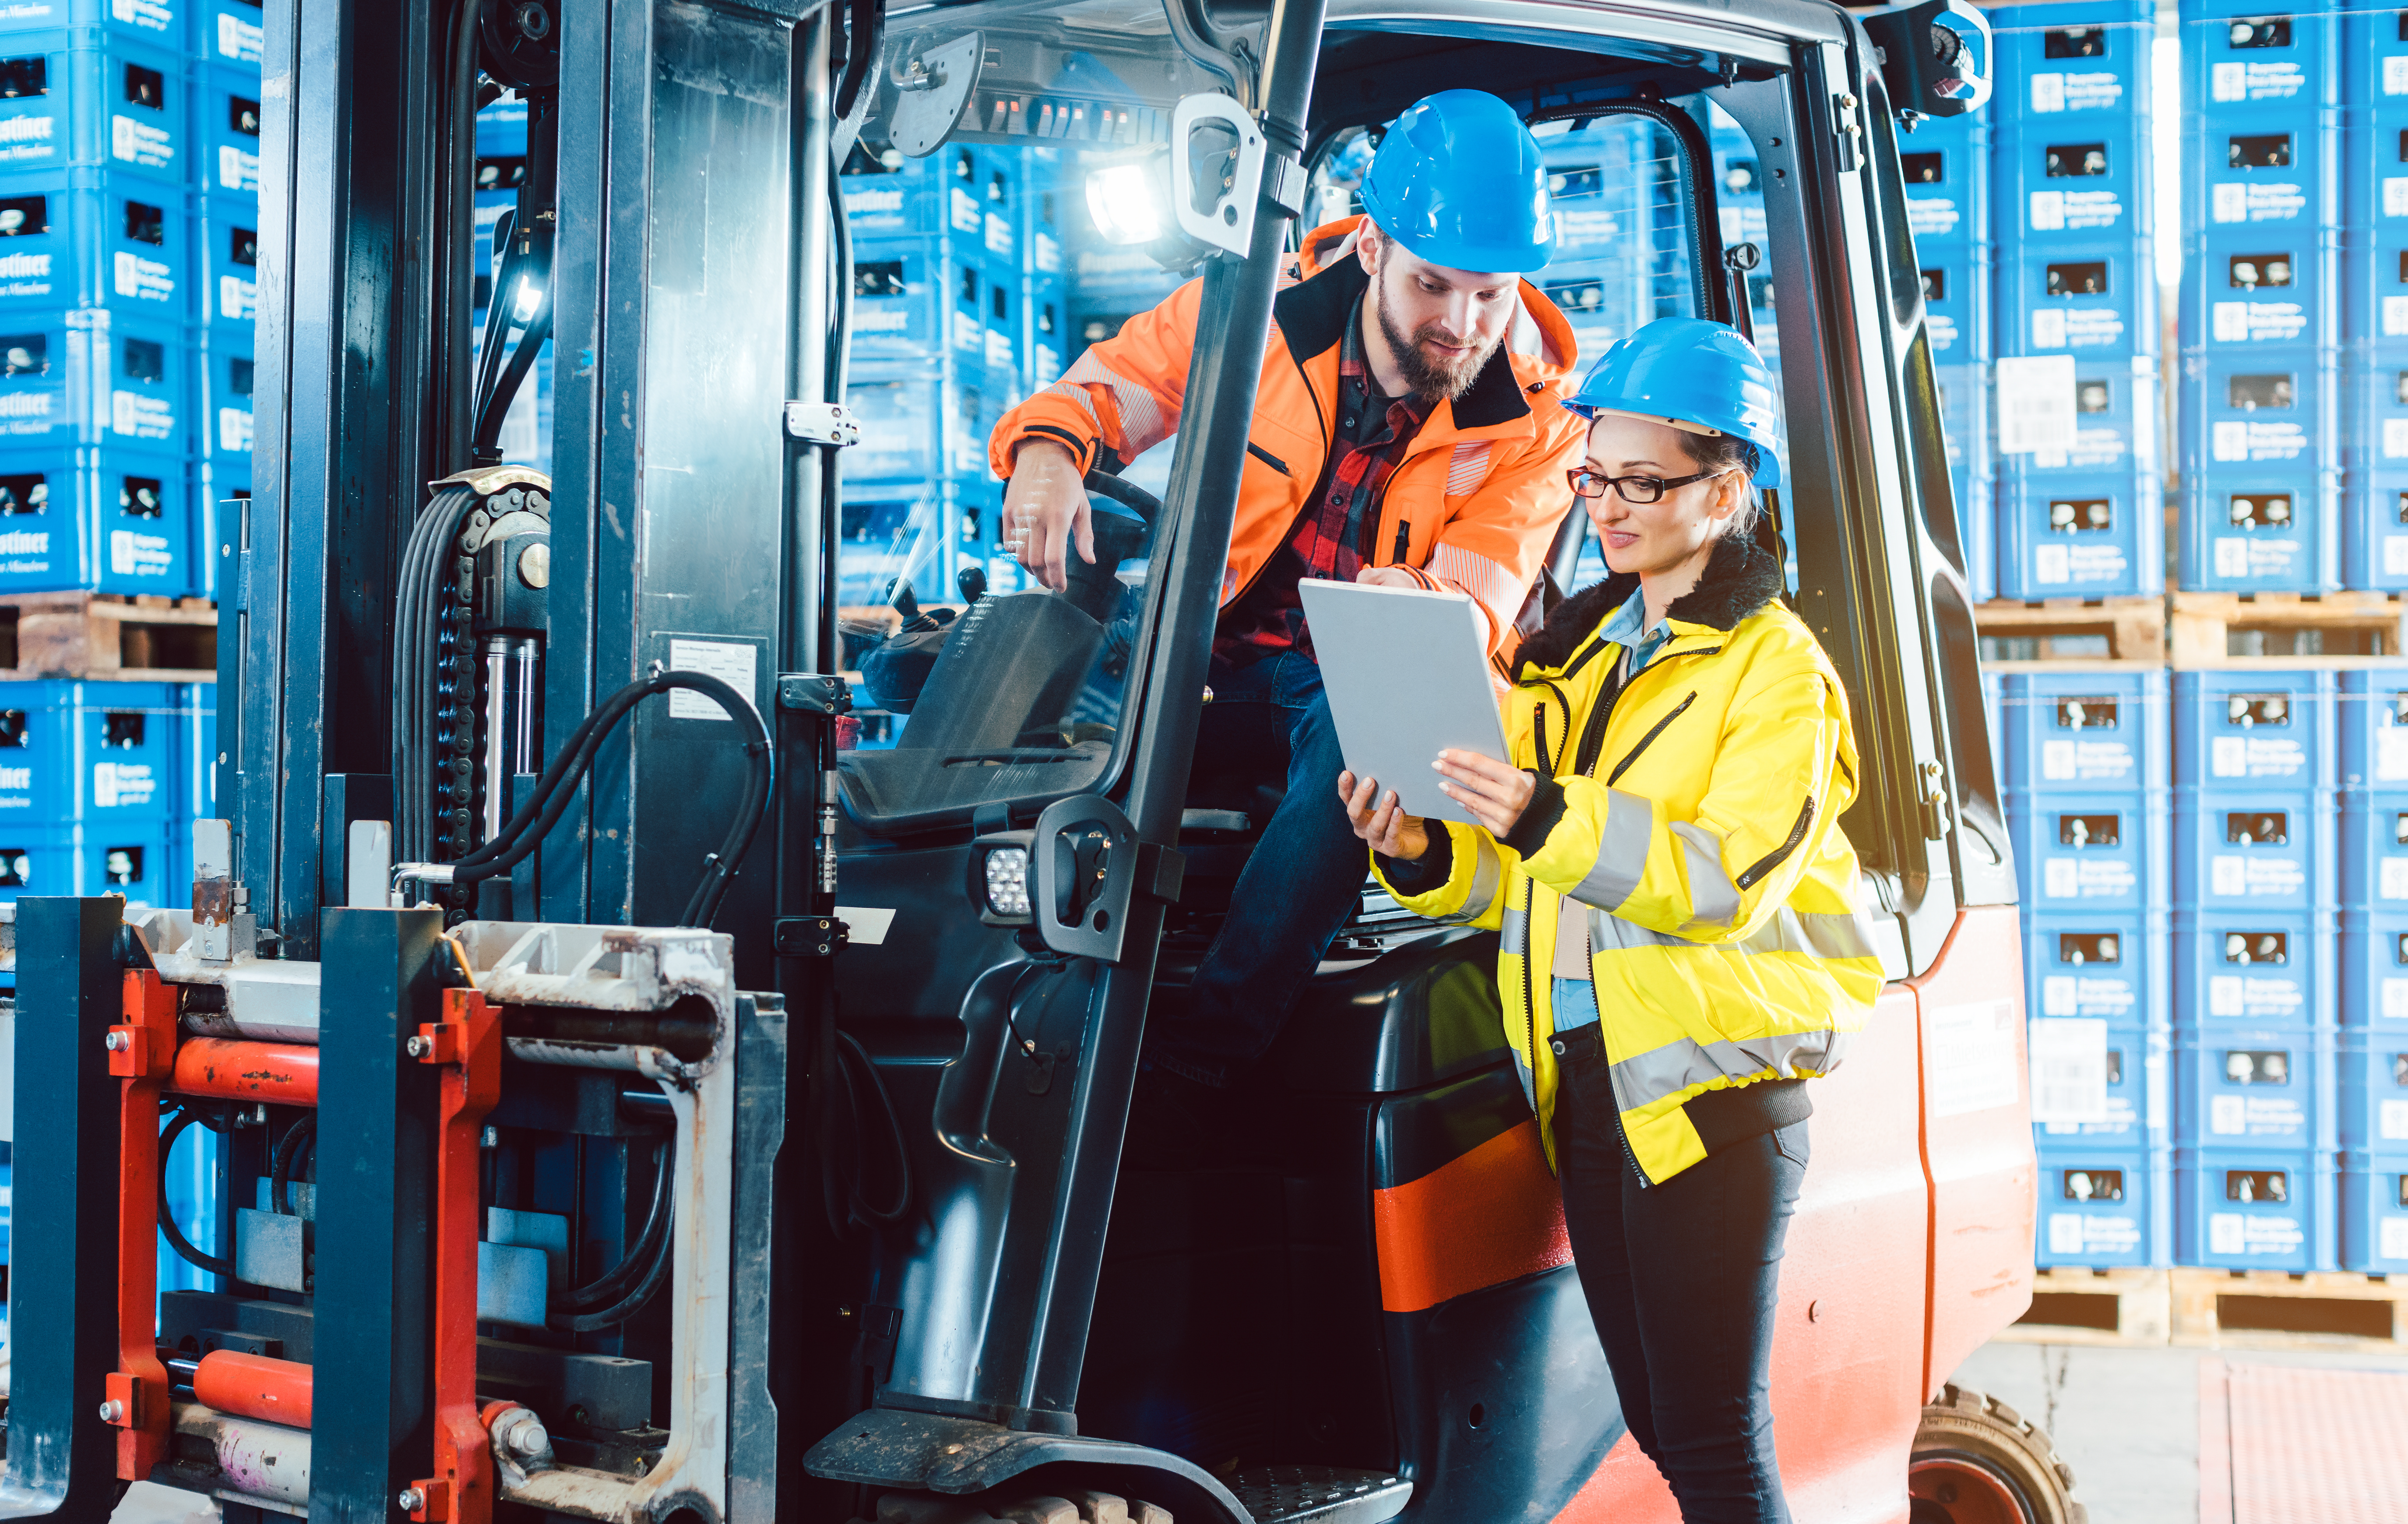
[1566,467,1728,504]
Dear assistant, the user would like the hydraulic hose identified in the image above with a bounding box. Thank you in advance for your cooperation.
[159,1108,236,1280]
[440,670,771,928]
[554,1138,670,1311]
[269,1116,316,1217]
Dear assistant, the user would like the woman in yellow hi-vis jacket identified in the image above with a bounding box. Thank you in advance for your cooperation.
[1340,318,1884,1524]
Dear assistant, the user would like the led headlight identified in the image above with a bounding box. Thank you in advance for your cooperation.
[1084,160,1165,247]
[983,845,1031,919]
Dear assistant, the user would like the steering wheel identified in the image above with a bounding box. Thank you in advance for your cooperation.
[1083,469,1163,522]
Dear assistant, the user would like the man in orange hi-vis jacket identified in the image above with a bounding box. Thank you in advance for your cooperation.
[988,91,1585,1096]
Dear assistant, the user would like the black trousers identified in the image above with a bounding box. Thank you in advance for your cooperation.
[1551,1022,1809,1524]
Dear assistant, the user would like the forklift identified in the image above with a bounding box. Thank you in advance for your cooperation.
[1,0,2075,1520]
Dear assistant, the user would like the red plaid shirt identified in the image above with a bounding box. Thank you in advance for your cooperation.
[1215,314,1426,662]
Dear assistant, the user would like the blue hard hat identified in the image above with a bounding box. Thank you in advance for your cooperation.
[1562,317,1785,489]
[1357,91,1553,274]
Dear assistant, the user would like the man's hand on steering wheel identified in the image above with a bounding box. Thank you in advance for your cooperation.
[1003,440,1096,592]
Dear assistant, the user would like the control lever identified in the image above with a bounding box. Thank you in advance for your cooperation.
[957,565,986,605]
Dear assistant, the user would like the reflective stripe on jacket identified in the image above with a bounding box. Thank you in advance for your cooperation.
[988,216,1588,655]
[1376,533,1885,1183]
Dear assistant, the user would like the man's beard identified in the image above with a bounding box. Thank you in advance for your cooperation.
[1376,274,1504,403]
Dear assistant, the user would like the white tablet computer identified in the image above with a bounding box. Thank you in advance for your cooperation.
[1297,577,1511,827]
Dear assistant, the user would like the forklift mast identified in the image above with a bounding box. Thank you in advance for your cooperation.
[0,0,2043,1520]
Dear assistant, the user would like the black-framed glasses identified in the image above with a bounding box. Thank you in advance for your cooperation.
[1567,466,1727,503]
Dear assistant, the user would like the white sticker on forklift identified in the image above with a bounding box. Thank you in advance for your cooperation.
[1928,998,2020,1118]
[666,639,760,722]
[836,907,896,946]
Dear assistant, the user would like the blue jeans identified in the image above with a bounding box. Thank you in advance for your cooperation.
[1152,649,1365,1085]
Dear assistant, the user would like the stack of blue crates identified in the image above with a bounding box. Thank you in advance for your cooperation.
[2336,671,2408,1267]
[1995,1,2162,602]
[1898,97,1993,597]
[2003,666,2173,1266]
[2178,0,2340,593]
[2340,8,2408,588]
[0,0,258,600]
[2171,670,2340,1269]
[841,141,1096,607]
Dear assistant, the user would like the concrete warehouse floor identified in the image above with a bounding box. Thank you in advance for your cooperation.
[1952,1340,2408,1524]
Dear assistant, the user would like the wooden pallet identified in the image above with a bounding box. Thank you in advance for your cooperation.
[1973,596,2166,663]
[2168,589,2408,667]
[0,591,216,681]
[1993,1266,2172,1347]
[2168,1267,2408,1350]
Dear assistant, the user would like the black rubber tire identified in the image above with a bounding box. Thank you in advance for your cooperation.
[1909,1382,2088,1524]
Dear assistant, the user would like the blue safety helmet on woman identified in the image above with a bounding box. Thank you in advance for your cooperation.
[1357,91,1554,274]
[1561,317,1785,488]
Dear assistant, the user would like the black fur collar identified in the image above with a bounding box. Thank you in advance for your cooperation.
[1514,529,1788,678]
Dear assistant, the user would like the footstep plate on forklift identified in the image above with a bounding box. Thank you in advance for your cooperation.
[1227,1468,1411,1524]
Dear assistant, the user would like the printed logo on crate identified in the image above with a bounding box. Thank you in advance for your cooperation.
[216,271,253,323]
[2211,731,2313,782]
[110,112,171,171]
[2031,535,2129,589]
[2211,58,2309,106]
[0,524,47,570]
[107,526,167,577]
[218,403,248,453]
[92,757,151,807]
[2048,1203,2142,1258]
[2041,736,2137,783]
[2210,1208,2304,1256]
[216,10,259,64]
[2031,69,2126,114]
[2028,185,2122,234]
[2210,969,2306,1024]
[0,106,55,165]
[109,0,173,33]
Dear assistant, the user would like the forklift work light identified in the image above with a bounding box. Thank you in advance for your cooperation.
[983,844,1032,919]
[1085,159,1165,247]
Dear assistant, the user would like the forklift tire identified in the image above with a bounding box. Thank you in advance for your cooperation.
[852,1489,1172,1524]
[1908,1383,2087,1524]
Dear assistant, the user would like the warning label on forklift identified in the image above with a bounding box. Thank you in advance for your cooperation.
[665,639,759,722]
[1929,998,2020,1118]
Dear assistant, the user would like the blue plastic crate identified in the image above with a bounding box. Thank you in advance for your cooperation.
[2174,790,2334,913]
[2179,469,2338,590]
[0,0,192,47]
[2036,1145,2170,1268]
[195,192,251,334]
[2004,355,2162,479]
[0,817,173,906]
[2183,2,2337,223]
[2002,248,2153,357]
[1896,105,1989,255]
[1919,252,1987,363]
[1932,362,1993,598]
[198,0,260,68]
[2338,1029,2408,1151]
[2012,789,2169,910]
[2188,349,2330,476]
[2176,908,2336,1029]
[2000,663,2171,791]
[0,170,192,317]
[2190,236,2333,351]
[0,34,189,185]
[2338,1149,2408,1269]
[849,239,950,363]
[2339,354,2408,587]
[0,310,203,456]
[2178,1029,2336,1150]
[201,335,246,462]
[2341,909,2408,1024]
[2338,798,2408,908]
[191,63,257,198]
[194,461,236,599]
[1991,0,2153,244]
[2175,668,2338,790]
[1999,471,2163,597]
[2033,1012,2169,1153]
[2340,3,2408,231]
[2175,1144,2337,1270]
[2030,910,2173,1029]
[178,679,213,819]
[0,444,194,594]
[0,677,180,826]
